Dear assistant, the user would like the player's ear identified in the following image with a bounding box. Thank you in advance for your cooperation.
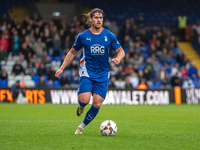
[89,17,92,22]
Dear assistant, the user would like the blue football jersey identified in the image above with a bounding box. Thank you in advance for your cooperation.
[72,28,122,82]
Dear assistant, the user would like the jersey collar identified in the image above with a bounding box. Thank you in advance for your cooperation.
[89,27,104,35]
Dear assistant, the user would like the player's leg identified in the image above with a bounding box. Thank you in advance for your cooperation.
[82,93,104,125]
[77,92,91,116]
[76,77,93,117]
[75,77,93,134]
[75,79,109,134]
[75,93,104,135]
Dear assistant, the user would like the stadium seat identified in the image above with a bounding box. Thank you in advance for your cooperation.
[154,81,161,87]
[54,56,62,61]
[32,75,40,84]
[165,68,171,75]
[53,80,61,87]
[24,80,35,88]
[0,80,8,87]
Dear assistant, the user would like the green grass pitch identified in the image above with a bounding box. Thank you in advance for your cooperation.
[0,104,200,150]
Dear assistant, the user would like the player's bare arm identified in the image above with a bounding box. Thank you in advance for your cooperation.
[55,49,77,78]
[112,47,125,65]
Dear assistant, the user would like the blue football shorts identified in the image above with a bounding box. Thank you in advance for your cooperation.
[77,76,109,99]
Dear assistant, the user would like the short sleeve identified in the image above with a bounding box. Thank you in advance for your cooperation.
[72,34,82,52]
[110,33,122,52]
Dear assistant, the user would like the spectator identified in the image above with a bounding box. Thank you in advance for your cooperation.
[157,66,168,82]
[59,28,67,50]
[60,72,69,87]
[12,60,24,76]
[110,21,119,37]
[140,29,148,45]
[133,53,143,65]
[188,62,198,78]
[149,35,157,45]
[115,65,126,80]
[143,68,153,86]
[108,76,116,88]
[149,53,158,64]
[11,15,20,28]
[150,26,158,38]
[176,48,185,66]
[11,80,23,103]
[181,75,195,89]
[25,62,37,76]
[114,78,126,89]
[21,28,27,39]
[0,46,7,61]
[37,63,47,76]
[20,42,32,62]
[69,70,79,88]
[124,64,134,76]
[180,65,188,77]
[47,66,56,80]
[129,72,139,88]
[43,31,53,52]
[0,13,9,25]
[48,79,54,88]
[11,30,21,56]
[128,47,135,58]
[149,44,157,56]
[19,54,28,69]
[121,19,133,38]
[0,68,8,80]
[22,15,30,29]
[144,58,154,73]
[70,15,78,27]
[171,73,180,87]
[134,42,141,54]
[178,12,187,41]
[44,55,52,70]
[41,50,48,63]
[28,30,36,44]
[53,33,61,57]
[171,63,181,77]
[160,75,171,89]
[138,70,145,83]
[125,78,133,89]
[33,37,46,57]
[160,48,168,63]
[153,60,161,73]
[162,38,172,51]
[52,15,60,28]
[155,40,162,53]
[137,15,145,32]
[37,75,47,87]
[170,35,177,48]
[68,59,79,70]
[0,31,10,52]
[103,18,111,29]
[123,35,134,49]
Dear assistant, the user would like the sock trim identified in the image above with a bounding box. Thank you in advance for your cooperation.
[78,100,88,107]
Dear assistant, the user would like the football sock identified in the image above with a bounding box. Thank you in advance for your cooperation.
[78,122,86,130]
[83,105,100,126]
[78,100,88,107]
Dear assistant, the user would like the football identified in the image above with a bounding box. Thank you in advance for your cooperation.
[100,120,117,136]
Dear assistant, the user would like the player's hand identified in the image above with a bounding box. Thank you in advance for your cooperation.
[112,58,120,65]
[55,68,63,79]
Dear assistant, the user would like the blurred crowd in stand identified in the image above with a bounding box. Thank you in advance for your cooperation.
[0,12,199,89]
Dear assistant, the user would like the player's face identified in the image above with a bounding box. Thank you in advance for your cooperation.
[91,12,103,29]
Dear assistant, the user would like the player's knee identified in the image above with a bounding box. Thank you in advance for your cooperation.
[93,102,102,108]
[78,94,90,103]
